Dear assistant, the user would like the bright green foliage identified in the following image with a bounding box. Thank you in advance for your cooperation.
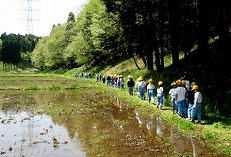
[31,37,49,69]
[71,0,105,67]
[45,25,67,69]
[32,0,126,70]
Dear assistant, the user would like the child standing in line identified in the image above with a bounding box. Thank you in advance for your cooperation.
[157,81,164,110]
[135,78,141,97]
[119,75,125,90]
[127,75,135,95]
[181,80,188,117]
[187,82,197,120]
[191,85,203,124]
[147,79,155,104]
[138,76,146,100]
[175,79,187,118]
[169,82,177,114]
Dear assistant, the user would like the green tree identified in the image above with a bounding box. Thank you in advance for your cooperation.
[44,25,67,69]
[1,34,21,71]
[67,12,75,23]
[31,37,48,69]
[70,0,105,69]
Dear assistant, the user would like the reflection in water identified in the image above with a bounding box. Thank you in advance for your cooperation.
[146,119,154,131]
[131,102,221,156]
[169,126,204,156]
[116,97,125,111]
[134,109,164,136]
[0,91,226,157]
[0,110,86,157]
[135,109,145,127]
[156,116,163,136]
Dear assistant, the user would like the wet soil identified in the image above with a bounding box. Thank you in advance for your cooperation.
[0,90,227,157]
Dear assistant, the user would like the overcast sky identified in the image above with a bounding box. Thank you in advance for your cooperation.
[0,0,89,36]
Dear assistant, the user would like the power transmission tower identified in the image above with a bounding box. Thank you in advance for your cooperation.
[21,0,39,35]
[26,0,33,34]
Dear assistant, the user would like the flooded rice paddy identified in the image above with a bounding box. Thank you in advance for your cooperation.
[0,89,226,157]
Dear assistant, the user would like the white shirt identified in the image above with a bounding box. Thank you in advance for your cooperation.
[138,81,146,88]
[169,88,177,99]
[175,86,186,101]
[147,84,155,90]
[157,87,164,94]
[184,80,190,91]
[194,91,202,104]
[135,81,140,89]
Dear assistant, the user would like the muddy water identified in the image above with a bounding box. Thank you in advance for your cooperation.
[0,90,224,157]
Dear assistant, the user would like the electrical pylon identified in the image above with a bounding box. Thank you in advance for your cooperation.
[26,0,33,34]
[21,0,38,35]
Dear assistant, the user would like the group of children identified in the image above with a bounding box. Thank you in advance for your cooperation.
[169,79,202,123]
[127,75,202,124]
[93,73,202,124]
[128,76,164,110]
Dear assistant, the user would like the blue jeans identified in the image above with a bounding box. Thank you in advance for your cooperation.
[192,103,202,121]
[157,93,163,108]
[139,87,145,100]
[188,103,194,119]
[182,99,187,116]
[147,89,154,103]
[106,80,110,86]
[128,87,133,95]
[177,99,186,117]
[171,98,177,113]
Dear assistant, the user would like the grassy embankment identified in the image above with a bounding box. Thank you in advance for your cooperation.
[0,55,231,156]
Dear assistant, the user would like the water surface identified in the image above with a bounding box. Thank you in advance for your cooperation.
[0,90,225,157]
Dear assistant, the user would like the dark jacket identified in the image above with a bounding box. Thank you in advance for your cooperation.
[127,80,135,87]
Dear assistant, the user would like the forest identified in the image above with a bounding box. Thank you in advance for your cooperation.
[0,0,231,117]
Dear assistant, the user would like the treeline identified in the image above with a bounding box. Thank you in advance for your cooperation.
[0,33,40,71]
[32,0,230,72]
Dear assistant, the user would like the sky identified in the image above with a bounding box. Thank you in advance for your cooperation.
[0,0,89,37]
